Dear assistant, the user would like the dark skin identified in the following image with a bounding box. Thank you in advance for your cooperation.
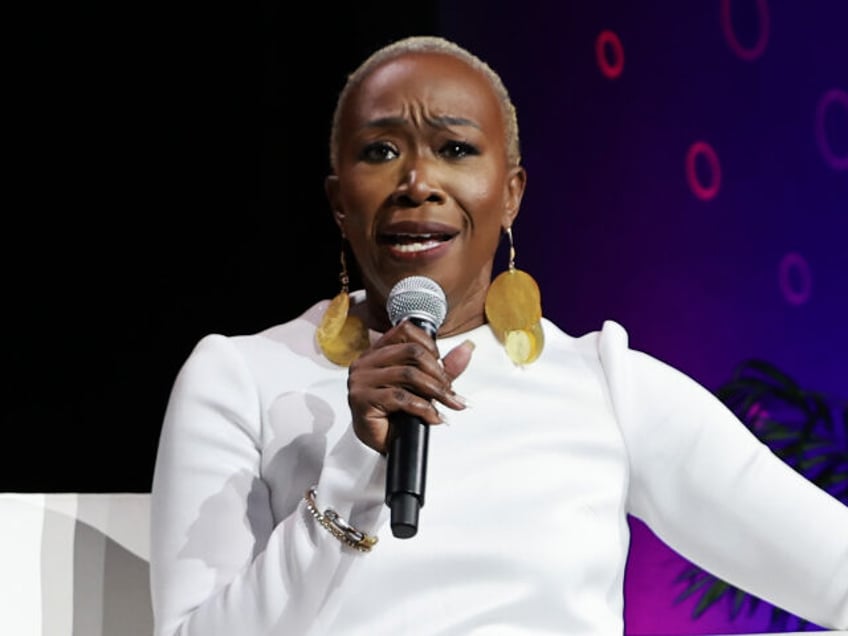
[325,51,527,454]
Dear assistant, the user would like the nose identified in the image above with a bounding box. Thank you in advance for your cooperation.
[391,156,446,207]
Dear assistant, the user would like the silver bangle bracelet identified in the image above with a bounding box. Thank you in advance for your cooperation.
[303,486,378,553]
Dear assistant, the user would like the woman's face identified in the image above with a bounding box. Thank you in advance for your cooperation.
[326,51,526,335]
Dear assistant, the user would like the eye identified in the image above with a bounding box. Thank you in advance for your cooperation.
[360,141,399,163]
[439,140,479,159]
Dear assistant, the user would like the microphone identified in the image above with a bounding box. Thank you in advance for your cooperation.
[384,275,448,538]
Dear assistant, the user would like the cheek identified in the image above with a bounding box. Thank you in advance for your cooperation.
[455,170,509,219]
[339,171,393,225]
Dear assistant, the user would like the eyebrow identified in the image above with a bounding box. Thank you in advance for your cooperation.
[364,115,481,130]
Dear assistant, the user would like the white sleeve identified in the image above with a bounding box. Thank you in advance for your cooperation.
[597,320,848,630]
[149,334,383,636]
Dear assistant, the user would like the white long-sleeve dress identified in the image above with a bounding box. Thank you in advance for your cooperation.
[149,294,848,635]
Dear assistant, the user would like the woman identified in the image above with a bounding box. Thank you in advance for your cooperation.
[149,35,848,635]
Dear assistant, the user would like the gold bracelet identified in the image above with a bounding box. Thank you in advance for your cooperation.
[303,486,378,553]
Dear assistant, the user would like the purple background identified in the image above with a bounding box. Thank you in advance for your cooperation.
[439,1,847,634]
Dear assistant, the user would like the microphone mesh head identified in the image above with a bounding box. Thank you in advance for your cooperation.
[386,276,448,330]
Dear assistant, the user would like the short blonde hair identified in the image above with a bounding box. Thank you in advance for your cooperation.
[329,35,521,172]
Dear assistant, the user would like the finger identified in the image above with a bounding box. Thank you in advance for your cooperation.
[351,385,443,430]
[350,350,446,398]
[356,338,472,411]
[442,339,475,380]
[349,362,456,412]
[374,319,441,354]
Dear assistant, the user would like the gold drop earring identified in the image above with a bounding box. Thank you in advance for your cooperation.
[484,226,544,365]
[316,246,370,366]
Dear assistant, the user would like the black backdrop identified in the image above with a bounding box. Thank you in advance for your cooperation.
[4,3,440,492]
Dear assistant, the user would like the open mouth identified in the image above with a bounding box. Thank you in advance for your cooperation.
[378,232,456,253]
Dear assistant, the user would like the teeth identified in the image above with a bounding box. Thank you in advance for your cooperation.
[393,239,442,253]
[393,233,436,240]
[384,233,450,253]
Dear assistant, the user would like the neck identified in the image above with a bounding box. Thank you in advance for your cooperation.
[352,285,489,338]
[438,310,487,338]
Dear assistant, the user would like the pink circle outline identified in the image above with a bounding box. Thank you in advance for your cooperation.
[778,252,812,306]
[685,141,722,201]
[595,30,624,79]
[815,88,848,171]
[720,0,770,62]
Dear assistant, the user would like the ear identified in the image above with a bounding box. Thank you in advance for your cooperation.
[325,175,345,233]
[502,165,527,228]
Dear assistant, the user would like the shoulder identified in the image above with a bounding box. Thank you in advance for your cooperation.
[541,318,696,394]
[540,317,631,363]
[543,318,667,370]
[251,297,328,345]
[179,297,340,383]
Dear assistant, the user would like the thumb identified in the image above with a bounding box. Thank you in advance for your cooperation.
[442,339,475,380]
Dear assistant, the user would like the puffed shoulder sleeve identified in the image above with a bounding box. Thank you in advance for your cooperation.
[596,320,848,630]
[149,334,378,636]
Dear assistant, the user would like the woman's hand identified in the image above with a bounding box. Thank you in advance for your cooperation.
[347,320,474,453]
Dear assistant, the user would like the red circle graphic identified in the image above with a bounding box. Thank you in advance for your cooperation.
[721,0,770,61]
[815,88,848,171]
[596,30,624,79]
[685,141,722,201]
[778,252,812,306]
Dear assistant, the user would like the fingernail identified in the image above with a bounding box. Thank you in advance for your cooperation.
[461,339,476,352]
[437,409,451,426]
[452,392,472,408]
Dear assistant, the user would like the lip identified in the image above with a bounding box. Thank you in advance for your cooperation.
[377,220,460,261]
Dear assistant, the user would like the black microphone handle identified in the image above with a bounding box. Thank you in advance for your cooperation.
[385,315,437,539]
[385,410,429,538]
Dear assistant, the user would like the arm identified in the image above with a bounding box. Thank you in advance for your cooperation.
[597,321,848,629]
[149,334,382,636]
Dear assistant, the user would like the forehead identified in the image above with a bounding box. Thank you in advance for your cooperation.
[344,51,503,128]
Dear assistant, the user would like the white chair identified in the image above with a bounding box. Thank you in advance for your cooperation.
[1,493,152,636]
